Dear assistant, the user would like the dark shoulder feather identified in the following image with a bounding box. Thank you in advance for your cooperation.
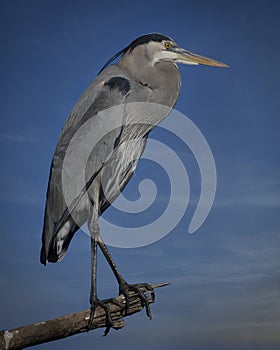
[105,77,131,95]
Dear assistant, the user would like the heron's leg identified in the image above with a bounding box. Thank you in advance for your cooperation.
[87,208,114,336]
[96,235,155,318]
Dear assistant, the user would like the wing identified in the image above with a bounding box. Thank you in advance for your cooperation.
[40,66,153,264]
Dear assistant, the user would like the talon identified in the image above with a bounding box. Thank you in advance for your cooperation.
[87,299,113,336]
[119,282,154,319]
[87,305,96,332]
[103,324,111,337]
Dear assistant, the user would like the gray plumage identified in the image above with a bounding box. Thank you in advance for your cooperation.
[40,33,228,333]
[41,35,181,264]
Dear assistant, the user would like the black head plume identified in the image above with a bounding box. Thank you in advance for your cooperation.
[98,33,172,74]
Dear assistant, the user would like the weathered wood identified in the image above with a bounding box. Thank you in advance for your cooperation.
[0,283,169,350]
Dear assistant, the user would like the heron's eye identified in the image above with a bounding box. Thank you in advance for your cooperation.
[165,42,171,50]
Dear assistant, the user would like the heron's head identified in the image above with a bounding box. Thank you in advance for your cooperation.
[99,33,229,75]
[127,33,229,68]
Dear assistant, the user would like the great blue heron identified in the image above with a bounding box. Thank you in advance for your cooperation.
[40,33,228,334]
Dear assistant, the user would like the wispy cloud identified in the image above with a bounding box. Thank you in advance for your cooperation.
[0,133,41,143]
[215,190,280,208]
[215,169,280,208]
[0,191,42,206]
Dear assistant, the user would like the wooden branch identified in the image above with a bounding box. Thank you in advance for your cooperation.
[0,282,169,350]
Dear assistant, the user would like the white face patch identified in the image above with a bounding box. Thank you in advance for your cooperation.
[152,50,178,64]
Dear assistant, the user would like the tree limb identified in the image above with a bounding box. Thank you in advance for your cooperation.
[0,282,169,350]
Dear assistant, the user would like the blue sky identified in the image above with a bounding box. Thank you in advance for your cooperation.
[0,0,280,349]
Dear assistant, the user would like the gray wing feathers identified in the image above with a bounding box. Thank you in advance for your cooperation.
[41,66,155,264]
[41,67,133,264]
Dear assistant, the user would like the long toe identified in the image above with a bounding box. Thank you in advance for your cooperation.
[119,282,154,319]
[87,299,114,336]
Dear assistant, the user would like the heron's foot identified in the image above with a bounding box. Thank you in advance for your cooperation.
[119,282,155,319]
[87,298,120,336]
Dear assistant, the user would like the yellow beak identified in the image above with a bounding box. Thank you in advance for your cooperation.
[175,48,229,68]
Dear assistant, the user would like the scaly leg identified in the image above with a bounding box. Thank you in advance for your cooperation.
[87,195,154,335]
[87,207,114,336]
[97,235,154,318]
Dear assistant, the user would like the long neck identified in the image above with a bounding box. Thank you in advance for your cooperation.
[118,48,181,107]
